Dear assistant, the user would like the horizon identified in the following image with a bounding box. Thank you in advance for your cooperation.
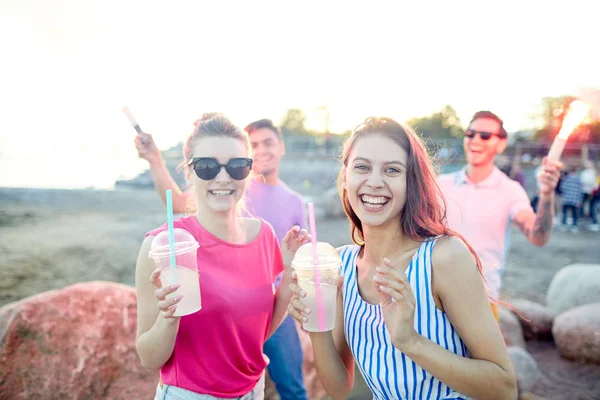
[1,0,598,189]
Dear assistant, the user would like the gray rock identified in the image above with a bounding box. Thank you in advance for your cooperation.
[546,264,600,315]
[552,303,600,365]
[499,306,526,349]
[509,298,556,341]
[508,346,541,393]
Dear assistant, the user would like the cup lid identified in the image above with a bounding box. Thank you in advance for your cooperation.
[291,242,341,269]
[148,228,199,258]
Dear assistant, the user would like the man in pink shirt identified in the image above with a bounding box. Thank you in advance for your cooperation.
[438,111,562,316]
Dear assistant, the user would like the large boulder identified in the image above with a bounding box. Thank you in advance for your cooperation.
[552,303,600,364]
[507,347,540,394]
[509,299,556,341]
[546,264,600,315]
[0,281,157,400]
[498,306,526,349]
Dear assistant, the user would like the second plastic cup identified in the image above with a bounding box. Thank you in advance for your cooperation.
[292,242,341,332]
[148,228,201,317]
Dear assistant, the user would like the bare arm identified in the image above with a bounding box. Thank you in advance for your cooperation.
[148,158,190,213]
[398,237,517,400]
[287,246,355,399]
[513,194,554,247]
[307,291,355,399]
[135,236,181,371]
[513,157,561,246]
[134,133,190,213]
[268,268,294,338]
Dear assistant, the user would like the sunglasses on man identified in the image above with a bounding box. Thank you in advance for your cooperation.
[187,157,253,181]
[464,129,507,141]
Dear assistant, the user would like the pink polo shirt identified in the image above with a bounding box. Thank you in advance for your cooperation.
[438,167,533,297]
[146,216,283,397]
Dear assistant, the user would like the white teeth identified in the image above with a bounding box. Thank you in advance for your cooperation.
[210,190,233,196]
[360,195,389,205]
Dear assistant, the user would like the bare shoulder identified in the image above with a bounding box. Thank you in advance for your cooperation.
[431,235,486,312]
[431,235,479,281]
[432,235,473,263]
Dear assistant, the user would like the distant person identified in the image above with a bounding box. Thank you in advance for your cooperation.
[560,166,584,232]
[134,113,309,399]
[134,116,309,399]
[287,117,517,399]
[580,160,599,229]
[438,111,562,318]
[500,162,526,188]
[554,168,568,220]
[510,165,526,188]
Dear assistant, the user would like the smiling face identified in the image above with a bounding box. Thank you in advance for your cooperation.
[188,136,249,213]
[344,133,408,229]
[463,118,507,168]
[249,127,284,177]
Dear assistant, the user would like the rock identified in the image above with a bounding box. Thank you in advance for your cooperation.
[0,281,157,400]
[546,264,600,315]
[552,303,600,364]
[525,340,600,398]
[509,299,556,341]
[498,306,526,348]
[508,347,541,394]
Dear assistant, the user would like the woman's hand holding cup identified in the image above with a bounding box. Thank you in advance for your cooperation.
[287,271,310,325]
[150,268,183,321]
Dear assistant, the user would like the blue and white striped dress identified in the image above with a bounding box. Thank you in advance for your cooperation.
[341,239,471,400]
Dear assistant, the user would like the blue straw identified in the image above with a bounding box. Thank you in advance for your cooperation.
[166,190,176,268]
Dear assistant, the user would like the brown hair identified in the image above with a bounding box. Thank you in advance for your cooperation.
[183,113,250,166]
[244,118,282,140]
[469,111,508,138]
[338,117,494,298]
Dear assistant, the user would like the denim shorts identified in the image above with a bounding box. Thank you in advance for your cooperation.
[154,374,265,400]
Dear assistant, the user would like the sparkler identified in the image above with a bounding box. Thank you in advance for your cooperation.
[547,100,591,162]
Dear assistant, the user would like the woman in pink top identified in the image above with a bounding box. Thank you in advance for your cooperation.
[135,114,309,399]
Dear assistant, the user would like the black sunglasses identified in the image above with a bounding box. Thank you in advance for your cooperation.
[187,157,253,181]
[465,129,506,141]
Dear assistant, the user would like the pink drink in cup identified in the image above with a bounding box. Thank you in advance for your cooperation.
[292,242,341,332]
[149,228,201,317]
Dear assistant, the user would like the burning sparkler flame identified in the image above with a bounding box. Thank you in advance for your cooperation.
[557,100,591,140]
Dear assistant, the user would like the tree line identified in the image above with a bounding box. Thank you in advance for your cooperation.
[279,96,600,145]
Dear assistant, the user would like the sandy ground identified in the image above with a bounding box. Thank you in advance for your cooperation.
[1,187,599,399]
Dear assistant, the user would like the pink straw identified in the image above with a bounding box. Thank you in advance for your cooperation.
[307,202,326,331]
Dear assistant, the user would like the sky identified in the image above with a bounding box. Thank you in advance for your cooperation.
[1,0,599,160]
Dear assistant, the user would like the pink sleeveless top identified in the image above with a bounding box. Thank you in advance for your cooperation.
[146,216,283,397]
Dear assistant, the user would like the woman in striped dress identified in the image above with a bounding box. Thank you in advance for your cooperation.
[288,117,517,400]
